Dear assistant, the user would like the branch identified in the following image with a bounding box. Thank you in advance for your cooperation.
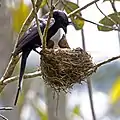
[0,56,20,82]
[95,55,120,69]
[0,0,42,83]
[80,12,96,120]
[0,107,13,111]
[67,0,100,18]
[95,2,118,26]
[0,114,8,120]
[79,17,120,31]
[109,0,117,13]
[42,1,54,49]
[0,54,120,94]
[1,71,42,85]
[18,0,43,39]
[62,0,120,32]
[31,0,43,42]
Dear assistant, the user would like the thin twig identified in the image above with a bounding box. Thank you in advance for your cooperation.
[18,0,43,39]
[79,1,96,118]
[95,2,118,26]
[118,27,120,52]
[0,56,20,82]
[0,0,42,83]
[0,114,8,120]
[42,0,54,49]
[62,0,120,31]
[54,0,60,7]
[87,77,96,120]
[0,107,13,111]
[1,71,42,85]
[95,55,120,68]
[109,0,120,26]
[109,0,117,13]
[67,0,100,18]
[31,0,43,42]
[0,54,120,93]
[81,22,97,120]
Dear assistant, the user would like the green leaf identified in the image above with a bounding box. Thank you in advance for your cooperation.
[99,17,115,26]
[72,105,80,116]
[99,12,120,26]
[64,1,84,30]
[40,0,48,8]
[97,25,113,31]
[108,12,120,24]
[72,17,84,30]
[98,12,120,31]
[64,1,80,14]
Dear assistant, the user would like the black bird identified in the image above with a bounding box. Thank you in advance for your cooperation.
[13,10,70,105]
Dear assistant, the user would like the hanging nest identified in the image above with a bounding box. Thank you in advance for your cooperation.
[40,48,95,92]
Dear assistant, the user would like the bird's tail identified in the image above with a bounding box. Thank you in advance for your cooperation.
[14,50,31,105]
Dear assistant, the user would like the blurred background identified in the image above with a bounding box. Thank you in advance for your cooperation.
[0,0,120,120]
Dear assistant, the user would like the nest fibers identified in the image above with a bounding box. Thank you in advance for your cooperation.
[40,48,95,92]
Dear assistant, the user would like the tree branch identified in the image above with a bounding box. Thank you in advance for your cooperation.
[18,0,43,39]
[62,0,120,31]
[79,11,96,120]
[0,54,120,94]
[95,2,118,26]
[42,0,54,49]
[31,0,43,43]
[67,0,100,18]
[109,0,117,13]
[0,0,42,83]
[0,107,13,111]
[95,55,120,69]
[0,114,8,120]
[0,56,20,82]
[1,71,42,85]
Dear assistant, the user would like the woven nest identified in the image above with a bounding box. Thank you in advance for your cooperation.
[40,48,95,92]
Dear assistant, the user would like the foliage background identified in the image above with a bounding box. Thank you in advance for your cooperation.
[0,0,120,120]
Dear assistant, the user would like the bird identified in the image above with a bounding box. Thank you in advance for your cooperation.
[13,10,71,105]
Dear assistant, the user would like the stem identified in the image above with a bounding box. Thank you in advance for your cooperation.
[1,71,42,85]
[0,107,13,110]
[79,5,96,120]
[0,54,120,94]
[67,0,100,18]
[109,0,117,13]
[0,0,43,83]
[31,0,43,42]
[0,114,8,120]
[18,0,42,39]
[96,55,120,68]
[42,1,54,49]
[118,27,120,52]
[95,2,118,26]
[62,0,120,31]
[87,78,96,120]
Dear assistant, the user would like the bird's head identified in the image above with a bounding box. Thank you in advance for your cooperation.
[53,10,71,33]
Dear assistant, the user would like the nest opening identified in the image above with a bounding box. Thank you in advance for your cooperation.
[40,48,94,92]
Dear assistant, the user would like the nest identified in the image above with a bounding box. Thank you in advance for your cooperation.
[40,48,95,92]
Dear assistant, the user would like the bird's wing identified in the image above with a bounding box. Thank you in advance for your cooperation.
[14,14,55,55]
[14,20,46,55]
